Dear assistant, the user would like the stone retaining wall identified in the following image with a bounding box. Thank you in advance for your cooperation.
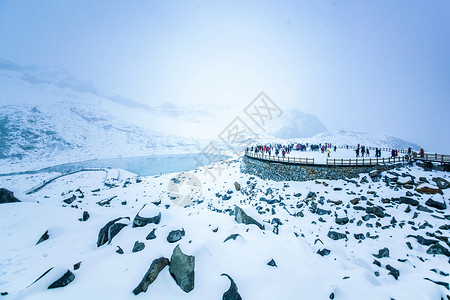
[241,156,403,182]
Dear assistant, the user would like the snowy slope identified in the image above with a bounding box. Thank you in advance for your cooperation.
[0,160,449,299]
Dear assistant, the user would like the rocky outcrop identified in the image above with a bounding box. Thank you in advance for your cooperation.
[48,270,75,289]
[96,217,129,247]
[221,274,242,300]
[0,188,20,204]
[169,245,195,293]
[167,229,185,243]
[415,183,443,195]
[36,230,49,245]
[133,204,161,227]
[234,206,264,230]
[133,257,170,295]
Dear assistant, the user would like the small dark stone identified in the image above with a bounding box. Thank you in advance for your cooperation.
[366,206,385,218]
[386,265,399,280]
[329,292,335,299]
[406,242,413,250]
[316,208,331,215]
[36,230,49,245]
[307,191,316,198]
[354,233,365,240]
[267,259,277,267]
[116,246,124,254]
[373,259,381,267]
[167,229,185,243]
[81,211,90,221]
[132,241,145,252]
[335,217,349,225]
[327,230,347,241]
[48,270,75,289]
[317,248,331,256]
[224,234,241,243]
[146,228,157,240]
[73,262,81,270]
[373,247,389,258]
[398,196,419,206]
[221,274,242,300]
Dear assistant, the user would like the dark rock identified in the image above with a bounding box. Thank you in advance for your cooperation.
[307,191,316,199]
[80,211,90,222]
[424,278,449,290]
[373,247,389,258]
[169,245,195,293]
[415,184,443,195]
[360,176,369,184]
[234,182,241,191]
[97,217,129,247]
[48,270,75,289]
[133,204,161,227]
[316,208,331,215]
[63,194,76,204]
[0,188,21,204]
[221,274,242,300]
[353,206,365,211]
[426,243,450,256]
[369,170,382,178]
[317,248,331,256]
[366,206,385,218]
[407,235,439,246]
[294,193,302,197]
[432,177,450,190]
[116,246,124,254]
[406,242,413,250]
[234,206,264,230]
[405,205,411,213]
[267,259,277,267]
[386,265,399,280]
[133,257,170,295]
[425,198,446,210]
[354,233,365,240]
[335,217,349,225]
[397,197,419,206]
[224,234,241,243]
[73,262,81,270]
[36,230,49,245]
[167,229,185,243]
[133,241,145,252]
[350,198,360,205]
[327,230,347,240]
[373,259,381,267]
[146,228,157,240]
[417,205,433,213]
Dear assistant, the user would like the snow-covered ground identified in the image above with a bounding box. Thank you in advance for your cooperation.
[1,158,449,299]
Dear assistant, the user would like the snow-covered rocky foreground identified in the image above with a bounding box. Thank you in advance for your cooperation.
[0,159,449,299]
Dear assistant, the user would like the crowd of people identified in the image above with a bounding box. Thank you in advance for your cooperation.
[247,142,417,160]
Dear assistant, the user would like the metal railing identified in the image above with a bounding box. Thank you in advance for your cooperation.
[414,153,450,163]
[245,151,315,165]
[326,156,407,166]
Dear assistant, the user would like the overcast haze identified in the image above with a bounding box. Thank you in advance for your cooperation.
[0,0,449,151]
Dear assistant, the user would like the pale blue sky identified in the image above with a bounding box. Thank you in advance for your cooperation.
[0,0,449,151]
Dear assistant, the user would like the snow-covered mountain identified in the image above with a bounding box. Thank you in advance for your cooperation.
[0,102,207,173]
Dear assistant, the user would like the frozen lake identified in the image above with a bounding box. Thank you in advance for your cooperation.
[0,153,230,177]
